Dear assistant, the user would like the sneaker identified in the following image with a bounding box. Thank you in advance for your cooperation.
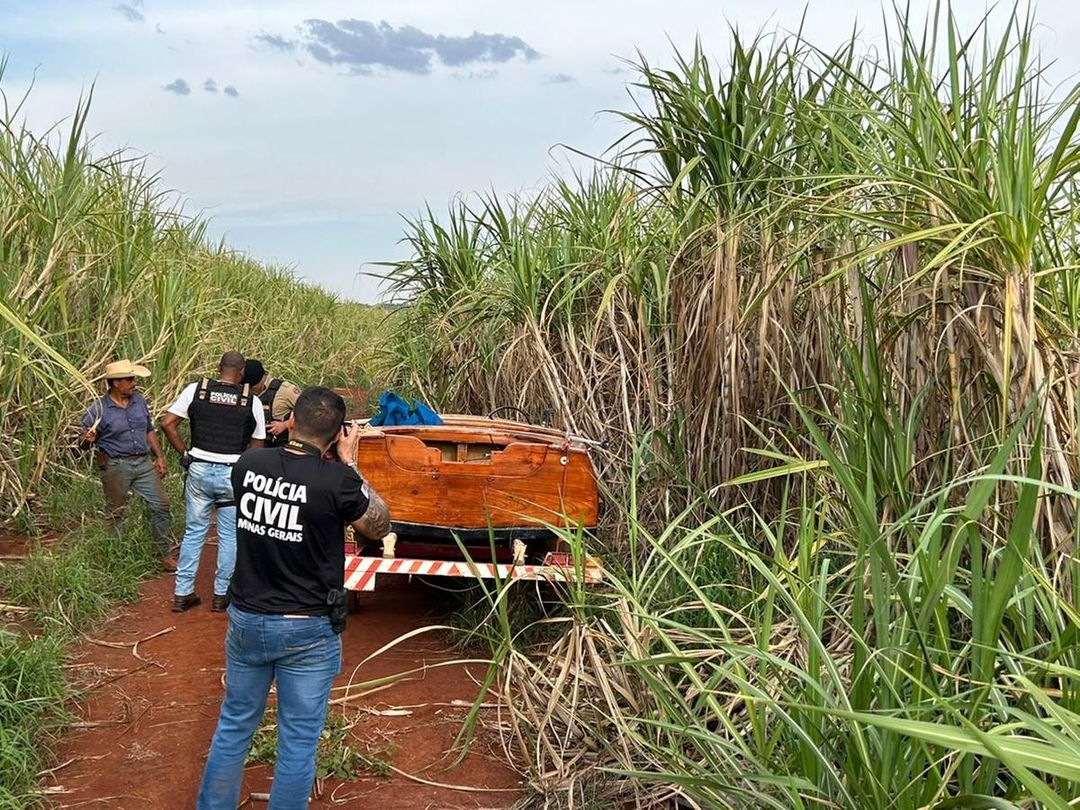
[172,593,201,613]
[161,555,178,573]
[211,594,230,612]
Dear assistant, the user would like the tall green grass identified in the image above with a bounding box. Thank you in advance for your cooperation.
[456,361,1080,806]
[382,3,1080,806]
[0,75,386,804]
[0,480,165,807]
[0,630,68,809]
[501,470,1080,805]
[381,4,1080,545]
[0,80,386,528]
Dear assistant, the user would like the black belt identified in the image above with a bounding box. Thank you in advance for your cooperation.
[109,452,149,460]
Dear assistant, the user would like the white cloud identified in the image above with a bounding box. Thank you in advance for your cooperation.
[113,1,144,23]
[162,77,191,95]
[7,0,1080,302]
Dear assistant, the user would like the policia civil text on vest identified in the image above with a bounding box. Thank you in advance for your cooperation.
[188,378,258,457]
[161,351,268,615]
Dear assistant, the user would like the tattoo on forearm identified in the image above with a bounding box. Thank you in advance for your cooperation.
[354,489,391,540]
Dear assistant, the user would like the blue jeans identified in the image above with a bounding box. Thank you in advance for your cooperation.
[197,607,342,810]
[100,455,172,555]
[175,461,236,597]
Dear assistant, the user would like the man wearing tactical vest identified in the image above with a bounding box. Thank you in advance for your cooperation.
[242,359,301,448]
[161,351,267,613]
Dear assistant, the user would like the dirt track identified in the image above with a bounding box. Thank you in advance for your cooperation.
[44,542,522,809]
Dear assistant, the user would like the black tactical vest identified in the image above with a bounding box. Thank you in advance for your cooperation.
[258,378,289,447]
[188,379,256,456]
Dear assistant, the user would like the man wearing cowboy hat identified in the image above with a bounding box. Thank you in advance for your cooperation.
[80,359,175,571]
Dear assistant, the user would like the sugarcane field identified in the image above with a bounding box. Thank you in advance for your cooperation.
[5,1,1080,808]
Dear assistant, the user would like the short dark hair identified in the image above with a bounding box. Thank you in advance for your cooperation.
[292,387,346,444]
[219,351,246,372]
[243,359,266,386]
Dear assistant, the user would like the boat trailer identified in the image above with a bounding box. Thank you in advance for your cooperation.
[344,412,604,593]
[343,537,604,593]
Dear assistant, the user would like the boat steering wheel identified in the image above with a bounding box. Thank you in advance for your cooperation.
[487,406,532,423]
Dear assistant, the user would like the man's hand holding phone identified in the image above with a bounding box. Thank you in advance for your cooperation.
[336,420,362,466]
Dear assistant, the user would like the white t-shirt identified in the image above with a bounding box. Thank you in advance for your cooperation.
[167,381,267,463]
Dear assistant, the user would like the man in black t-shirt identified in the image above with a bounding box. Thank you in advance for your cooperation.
[196,387,390,810]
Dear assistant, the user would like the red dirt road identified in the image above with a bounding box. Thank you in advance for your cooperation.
[44,542,522,809]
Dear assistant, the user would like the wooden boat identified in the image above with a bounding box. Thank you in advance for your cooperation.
[352,415,599,557]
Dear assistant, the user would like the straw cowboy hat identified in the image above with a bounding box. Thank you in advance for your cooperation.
[103,359,151,380]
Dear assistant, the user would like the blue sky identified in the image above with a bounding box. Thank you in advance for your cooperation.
[3,0,1080,301]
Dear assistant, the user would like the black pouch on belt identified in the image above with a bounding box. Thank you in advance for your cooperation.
[326,588,348,634]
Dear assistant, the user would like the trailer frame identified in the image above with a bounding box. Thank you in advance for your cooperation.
[343,548,603,592]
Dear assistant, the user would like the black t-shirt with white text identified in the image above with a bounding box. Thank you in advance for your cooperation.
[230,448,369,616]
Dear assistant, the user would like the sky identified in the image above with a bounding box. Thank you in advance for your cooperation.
[3,1,1080,302]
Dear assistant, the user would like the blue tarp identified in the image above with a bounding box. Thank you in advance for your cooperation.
[370,391,444,427]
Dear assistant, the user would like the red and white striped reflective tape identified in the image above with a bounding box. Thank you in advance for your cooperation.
[343,553,603,592]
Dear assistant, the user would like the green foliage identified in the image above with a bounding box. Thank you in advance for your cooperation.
[467,406,1080,807]
[0,521,158,629]
[440,579,572,655]
[248,708,393,780]
[379,2,1080,546]
[0,75,389,526]
[0,70,393,803]
[0,501,174,803]
[381,2,1080,807]
[0,408,193,805]
[0,630,70,808]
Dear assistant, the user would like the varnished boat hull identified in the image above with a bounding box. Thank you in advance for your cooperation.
[353,417,599,546]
